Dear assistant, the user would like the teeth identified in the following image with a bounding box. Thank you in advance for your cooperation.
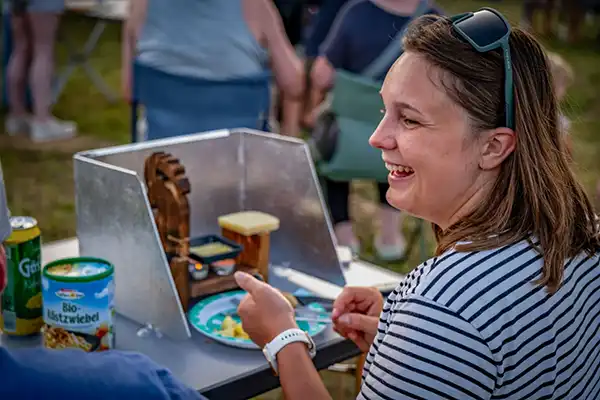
[385,163,414,173]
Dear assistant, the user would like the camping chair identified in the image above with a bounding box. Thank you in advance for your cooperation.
[131,61,272,142]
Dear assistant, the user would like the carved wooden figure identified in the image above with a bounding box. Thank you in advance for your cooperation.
[144,152,191,310]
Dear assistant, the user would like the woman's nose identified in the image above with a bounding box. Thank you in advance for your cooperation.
[369,124,396,150]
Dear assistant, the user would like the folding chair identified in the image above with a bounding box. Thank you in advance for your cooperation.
[131,61,272,142]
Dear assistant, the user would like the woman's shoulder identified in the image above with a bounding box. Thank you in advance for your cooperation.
[396,240,542,306]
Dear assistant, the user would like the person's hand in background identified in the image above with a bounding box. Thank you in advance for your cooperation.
[332,287,384,352]
[234,272,298,348]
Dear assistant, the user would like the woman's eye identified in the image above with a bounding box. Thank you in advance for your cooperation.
[402,118,419,127]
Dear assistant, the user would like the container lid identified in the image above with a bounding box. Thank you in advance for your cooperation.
[10,216,38,231]
[43,257,114,283]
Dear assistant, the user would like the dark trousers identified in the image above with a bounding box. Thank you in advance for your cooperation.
[324,178,389,225]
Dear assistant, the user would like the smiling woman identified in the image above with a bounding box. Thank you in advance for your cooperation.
[235,8,600,400]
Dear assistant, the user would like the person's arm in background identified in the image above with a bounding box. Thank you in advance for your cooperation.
[246,0,304,137]
[305,3,351,128]
[121,0,148,102]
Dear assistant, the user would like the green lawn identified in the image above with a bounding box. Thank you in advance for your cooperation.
[1,1,599,397]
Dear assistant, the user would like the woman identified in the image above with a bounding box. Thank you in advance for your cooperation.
[307,0,440,260]
[122,0,304,136]
[234,8,600,399]
[5,0,76,142]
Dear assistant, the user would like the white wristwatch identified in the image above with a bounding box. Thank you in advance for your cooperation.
[263,328,317,376]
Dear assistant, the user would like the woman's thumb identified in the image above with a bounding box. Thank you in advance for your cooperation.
[336,313,374,332]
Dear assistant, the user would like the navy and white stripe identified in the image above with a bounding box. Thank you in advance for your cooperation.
[359,239,600,399]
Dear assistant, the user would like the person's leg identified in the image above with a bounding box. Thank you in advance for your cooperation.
[325,178,359,250]
[521,0,540,31]
[542,0,556,36]
[375,182,406,260]
[28,12,59,121]
[28,11,76,141]
[5,11,33,135]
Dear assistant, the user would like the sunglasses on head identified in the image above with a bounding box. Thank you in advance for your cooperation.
[451,8,514,130]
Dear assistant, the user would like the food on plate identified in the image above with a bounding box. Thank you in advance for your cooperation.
[218,316,249,340]
[280,291,299,308]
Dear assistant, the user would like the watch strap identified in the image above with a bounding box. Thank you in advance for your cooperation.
[264,329,316,375]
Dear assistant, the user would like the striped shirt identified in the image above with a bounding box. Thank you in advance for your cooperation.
[359,239,600,399]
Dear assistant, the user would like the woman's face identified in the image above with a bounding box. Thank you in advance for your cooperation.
[370,52,506,229]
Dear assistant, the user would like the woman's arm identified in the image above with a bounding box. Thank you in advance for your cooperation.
[121,0,148,101]
[277,343,332,400]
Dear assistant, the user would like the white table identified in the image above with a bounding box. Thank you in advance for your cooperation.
[2,237,403,399]
[54,0,129,103]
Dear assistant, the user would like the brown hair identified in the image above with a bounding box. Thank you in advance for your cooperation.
[403,15,599,292]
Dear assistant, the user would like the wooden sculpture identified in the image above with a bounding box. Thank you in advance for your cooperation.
[144,151,191,310]
[144,153,273,303]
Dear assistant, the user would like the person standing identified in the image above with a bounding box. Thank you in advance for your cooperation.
[4,0,76,142]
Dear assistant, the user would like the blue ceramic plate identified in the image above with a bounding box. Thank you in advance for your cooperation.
[188,290,328,350]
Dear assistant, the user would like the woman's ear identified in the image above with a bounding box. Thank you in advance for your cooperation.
[479,127,516,170]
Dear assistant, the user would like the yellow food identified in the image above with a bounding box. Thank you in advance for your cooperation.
[218,316,250,340]
[218,211,280,236]
[25,292,42,309]
[280,291,298,308]
[191,243,232,257]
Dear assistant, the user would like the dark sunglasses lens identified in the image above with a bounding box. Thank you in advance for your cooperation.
[455,9,508,47]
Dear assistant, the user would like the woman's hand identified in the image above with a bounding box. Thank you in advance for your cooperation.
[332,287,384,352]
[234,272,298,348]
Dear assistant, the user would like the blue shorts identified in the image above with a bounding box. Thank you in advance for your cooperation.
[6,0,65,13]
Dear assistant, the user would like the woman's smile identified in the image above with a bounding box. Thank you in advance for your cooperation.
[384,162,415,182]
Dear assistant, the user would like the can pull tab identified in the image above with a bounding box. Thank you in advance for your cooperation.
[136,323,163,339]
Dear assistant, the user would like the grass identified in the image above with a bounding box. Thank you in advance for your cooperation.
[1,1,599,398]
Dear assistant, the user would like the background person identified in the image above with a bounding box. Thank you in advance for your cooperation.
[307,0,441,260]
[122,0,304,136]
[4,0,76,142]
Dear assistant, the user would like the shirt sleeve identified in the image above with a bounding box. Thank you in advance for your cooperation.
[0,161,12,242]
[318,1,355,69]
[304,0,349,57]
[359,295,497,400]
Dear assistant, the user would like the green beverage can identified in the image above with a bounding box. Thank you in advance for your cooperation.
[0,216,43,336]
